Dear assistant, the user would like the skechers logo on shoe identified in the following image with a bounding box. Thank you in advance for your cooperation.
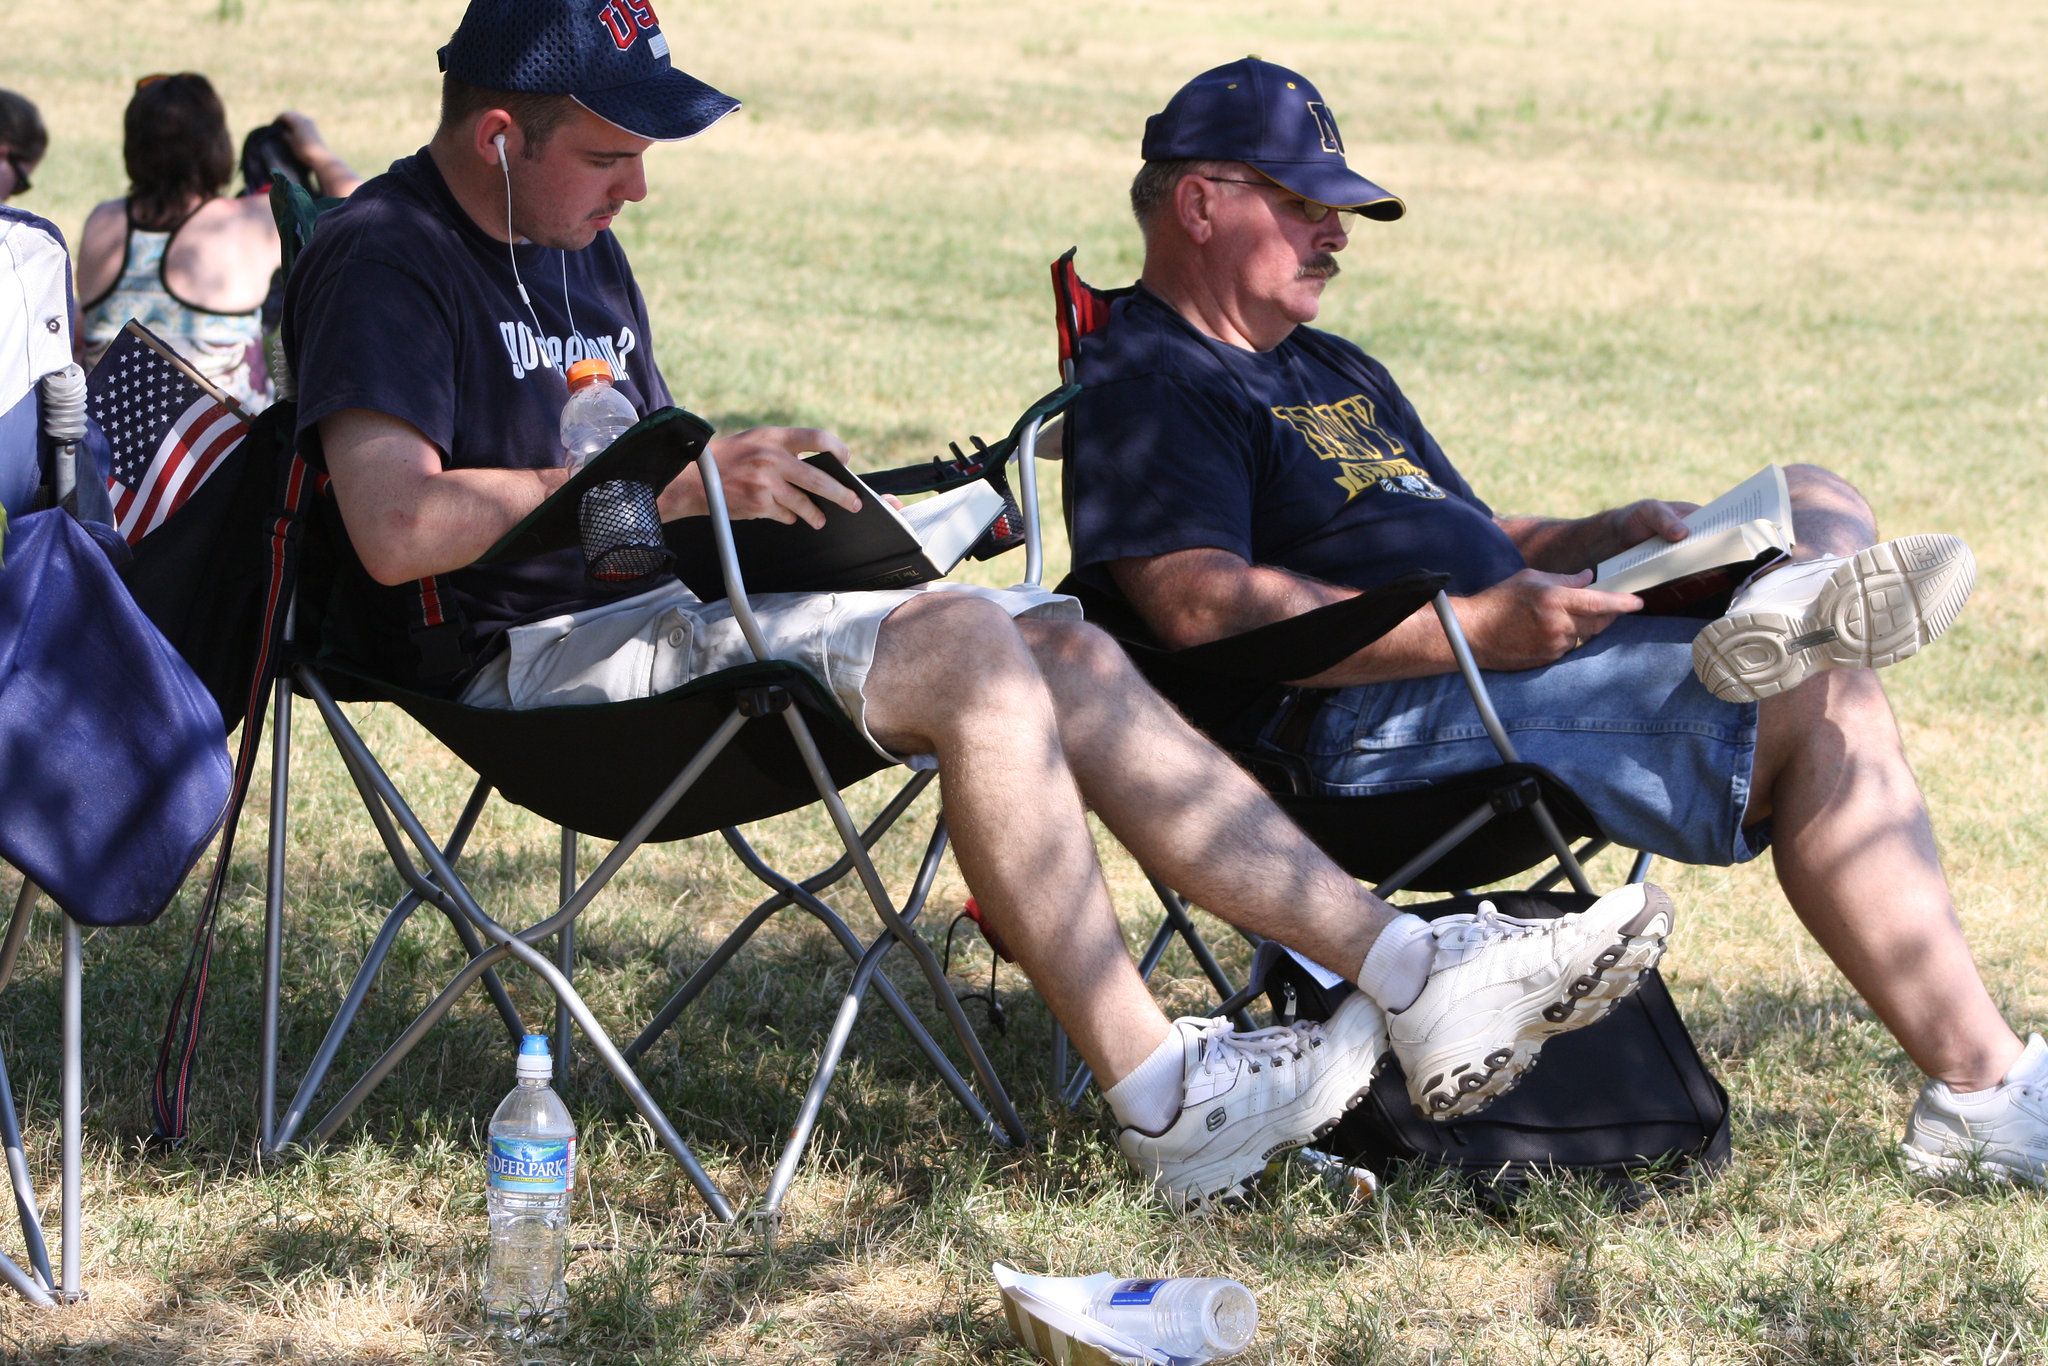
[1205,1107,1227,1132]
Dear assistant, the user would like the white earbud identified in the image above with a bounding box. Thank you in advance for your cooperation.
[495,129,553,368]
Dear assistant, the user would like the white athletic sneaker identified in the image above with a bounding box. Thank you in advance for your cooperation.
[1390,884,1675,1121]
[1900,1034,2048,1185]
[1691,534,1975,704]
[1117,993,1386,1210]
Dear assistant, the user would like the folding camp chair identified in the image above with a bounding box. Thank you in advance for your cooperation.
[237,185,1069,1220]
[1038,249,1651,1103]
[0,208,234,1305]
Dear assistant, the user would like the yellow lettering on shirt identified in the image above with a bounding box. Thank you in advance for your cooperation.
[1271,395,1444,502]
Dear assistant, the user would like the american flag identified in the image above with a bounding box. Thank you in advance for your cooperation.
[86,322,249,545]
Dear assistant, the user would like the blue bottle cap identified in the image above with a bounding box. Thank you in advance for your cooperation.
[516,1033,554,1079]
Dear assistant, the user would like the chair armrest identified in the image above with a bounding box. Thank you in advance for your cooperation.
[1059,569,1449,683]
[474,405,713,565]
[862,384,1080,496]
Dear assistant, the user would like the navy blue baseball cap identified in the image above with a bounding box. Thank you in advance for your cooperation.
[1142,58,1403,221]
[439,0,740,142]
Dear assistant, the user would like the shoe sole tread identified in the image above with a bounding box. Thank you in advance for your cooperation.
[1693,534,1974,704]
[1404,888,1674,1121]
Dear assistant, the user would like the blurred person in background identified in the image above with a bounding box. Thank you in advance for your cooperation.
[0,89,46,203]
[75,73,361,410]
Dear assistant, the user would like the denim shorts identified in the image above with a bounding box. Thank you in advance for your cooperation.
[1286,614,1767,867]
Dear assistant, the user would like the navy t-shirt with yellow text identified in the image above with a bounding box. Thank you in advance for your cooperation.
[1066,285,1523,600]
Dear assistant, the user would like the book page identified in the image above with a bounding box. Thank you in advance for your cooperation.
[898,480,1005,572]
[1593,465,1793,588]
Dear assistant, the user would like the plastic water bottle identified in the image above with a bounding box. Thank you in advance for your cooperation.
[482,1034,576,1341]
[558,357,638,473]
[1085,1277,1258,1362]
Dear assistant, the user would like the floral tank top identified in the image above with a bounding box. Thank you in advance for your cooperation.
[80,201,269,410]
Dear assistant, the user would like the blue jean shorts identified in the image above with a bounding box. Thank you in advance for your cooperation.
[1282,615,1767,867]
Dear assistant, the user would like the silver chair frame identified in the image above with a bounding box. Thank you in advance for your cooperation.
[256,417,1056,1225]
[0,876,83,1306]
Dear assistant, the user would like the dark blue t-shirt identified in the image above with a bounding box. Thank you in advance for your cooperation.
[1066,286,1523,600]
[282,150,674,688]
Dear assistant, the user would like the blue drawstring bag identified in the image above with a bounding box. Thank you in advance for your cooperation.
[0,509,230,926]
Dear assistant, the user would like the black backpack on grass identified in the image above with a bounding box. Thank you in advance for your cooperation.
[1267,891,1731,1206]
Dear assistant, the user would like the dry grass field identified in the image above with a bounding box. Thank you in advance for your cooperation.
[2,0,2047,1360]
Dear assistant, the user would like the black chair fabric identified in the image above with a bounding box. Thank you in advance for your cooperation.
[340,660,889,843]
[1276,770,1598,891]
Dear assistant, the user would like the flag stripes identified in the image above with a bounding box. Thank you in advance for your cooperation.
[86,322,251,547]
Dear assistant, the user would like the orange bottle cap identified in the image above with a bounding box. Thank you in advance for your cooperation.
[566,357,615,390]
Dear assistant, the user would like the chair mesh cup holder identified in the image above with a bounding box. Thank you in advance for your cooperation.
[580,478,673,586]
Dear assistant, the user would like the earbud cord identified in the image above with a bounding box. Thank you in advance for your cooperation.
[497,133,554,368]
[559,249,579,351]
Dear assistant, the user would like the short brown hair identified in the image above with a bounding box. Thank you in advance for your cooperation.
[439,76,579,156]
[0,89,47,165]
[124,74,235,230]
[1129,157,1232,229]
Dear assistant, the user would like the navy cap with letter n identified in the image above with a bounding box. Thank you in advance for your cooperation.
[1142,58,1403,221]
[439,0,740,142]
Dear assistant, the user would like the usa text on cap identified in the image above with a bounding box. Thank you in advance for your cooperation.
[439,0,740,143]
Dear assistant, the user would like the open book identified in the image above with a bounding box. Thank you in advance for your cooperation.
[668,453,1008,600]
[1592,465,1794,613]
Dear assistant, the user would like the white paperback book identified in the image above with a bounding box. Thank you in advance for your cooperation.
[1592,464,1795,596]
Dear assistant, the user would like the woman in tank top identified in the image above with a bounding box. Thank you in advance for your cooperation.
[76,74,358,411]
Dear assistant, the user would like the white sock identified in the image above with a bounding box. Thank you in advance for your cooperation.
[1103,1025,1186,1134]
[1355,913,1436,1014]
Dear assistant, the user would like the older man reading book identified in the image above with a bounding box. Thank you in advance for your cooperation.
[1063,58,2048,1184]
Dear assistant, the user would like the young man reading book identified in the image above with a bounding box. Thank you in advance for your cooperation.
[1064,58,2048,1184]
[281,0,1680,1211]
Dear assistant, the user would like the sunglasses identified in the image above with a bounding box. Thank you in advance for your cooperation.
[3,153,28,196]
[1200,176,1357,227]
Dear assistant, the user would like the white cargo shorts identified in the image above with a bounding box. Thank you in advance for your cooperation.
[459,579,1080,767]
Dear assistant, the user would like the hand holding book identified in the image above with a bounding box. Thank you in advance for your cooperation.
[1591,465,1795,614]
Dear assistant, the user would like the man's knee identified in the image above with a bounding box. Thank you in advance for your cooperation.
[1785,463,1876,533]
[1019,617,1140,692]
[872,593,1048,704]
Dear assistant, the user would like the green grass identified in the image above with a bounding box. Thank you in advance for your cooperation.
[3,0,2047,1359]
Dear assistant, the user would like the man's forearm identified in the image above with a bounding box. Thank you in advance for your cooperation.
[321,408,572,586]
[345,464,568,584]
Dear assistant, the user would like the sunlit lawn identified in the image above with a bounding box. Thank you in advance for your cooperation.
[2,0,2046,1360]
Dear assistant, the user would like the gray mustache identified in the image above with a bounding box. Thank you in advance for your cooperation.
[1298,255,1341,280]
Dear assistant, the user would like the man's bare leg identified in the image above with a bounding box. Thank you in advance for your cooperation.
[1748,464,2021,1089]
[1012,616,1396,971]
[860,594,1184,1086]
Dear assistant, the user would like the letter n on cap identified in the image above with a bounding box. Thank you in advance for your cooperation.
[1307,101,1345,154]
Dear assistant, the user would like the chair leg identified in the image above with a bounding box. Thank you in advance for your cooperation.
[721,820,1013,1146]
[265,775,514,1155]
[296,686,753,1220]
[59,918,80,1304]
[1526,839,1610,894]
[778,708,1030,1150]
[259,676,291,1151]
[556,829,576,1093]
[1628,850,1656,885]
[0,1042,53,1298]
[0,876,38,996]
[266,892,427,1155]
[623,773,933,1065]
